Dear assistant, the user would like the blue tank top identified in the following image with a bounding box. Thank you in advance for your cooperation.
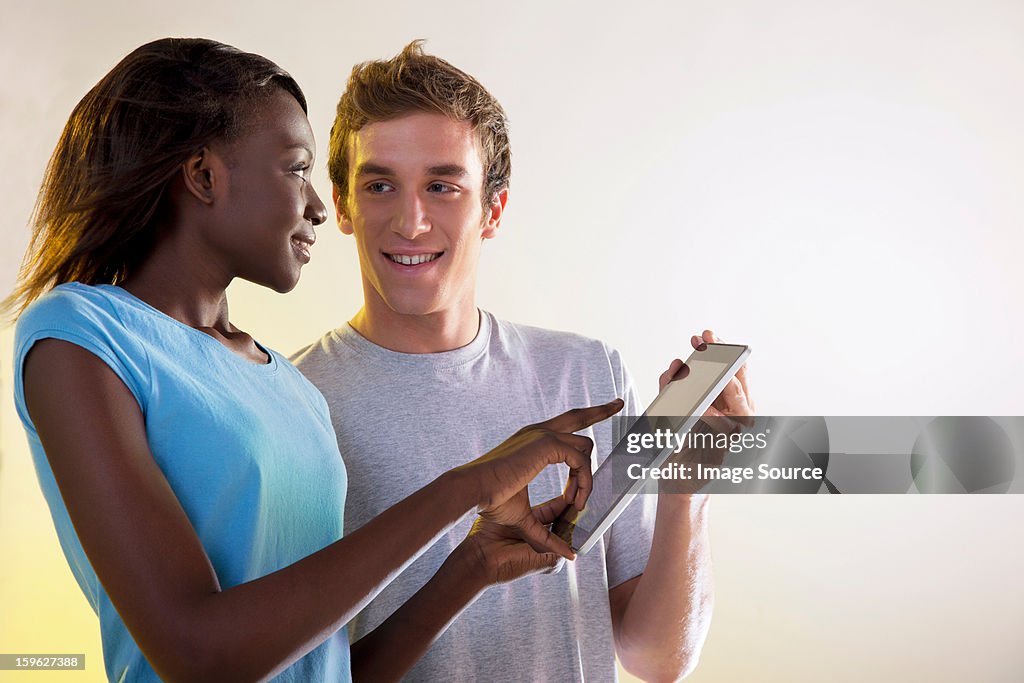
[13,283,351,682]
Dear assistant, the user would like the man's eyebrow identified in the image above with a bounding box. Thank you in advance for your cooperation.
[427,164,468,178]
[355,162,394,176]
[285,143,313,155]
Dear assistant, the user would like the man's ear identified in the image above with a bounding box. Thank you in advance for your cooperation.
[180,147,220,205]
[481,187,509,240]
[333,185,354,235]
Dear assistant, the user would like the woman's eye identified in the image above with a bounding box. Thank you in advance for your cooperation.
[291,167,309,183]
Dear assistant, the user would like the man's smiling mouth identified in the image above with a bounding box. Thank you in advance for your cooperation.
[385,252,444,266]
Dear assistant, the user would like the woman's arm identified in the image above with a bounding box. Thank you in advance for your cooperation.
[24,339,615,682]
[349,498,571,682]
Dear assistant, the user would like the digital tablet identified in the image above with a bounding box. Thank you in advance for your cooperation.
[552,342,751,555]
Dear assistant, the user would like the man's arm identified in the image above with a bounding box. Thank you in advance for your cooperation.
[609,495,713,682]
[609,330,753,681]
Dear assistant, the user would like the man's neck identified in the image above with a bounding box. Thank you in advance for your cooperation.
[349,299,481,354]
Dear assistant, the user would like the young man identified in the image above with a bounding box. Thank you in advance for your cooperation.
[293,41,752,681]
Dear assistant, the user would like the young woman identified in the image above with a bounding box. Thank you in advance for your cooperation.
[6,38,619,682]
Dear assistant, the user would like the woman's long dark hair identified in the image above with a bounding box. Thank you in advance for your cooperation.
[3,37,306,318]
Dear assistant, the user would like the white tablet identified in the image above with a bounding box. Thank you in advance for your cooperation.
[552,343,751,555]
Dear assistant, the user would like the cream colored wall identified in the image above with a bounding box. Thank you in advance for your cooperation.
[2,1,1023,681]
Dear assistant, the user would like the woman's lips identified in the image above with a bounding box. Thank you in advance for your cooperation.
[291,237,313,263]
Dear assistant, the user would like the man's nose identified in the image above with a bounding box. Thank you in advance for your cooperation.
[392,191,431,239]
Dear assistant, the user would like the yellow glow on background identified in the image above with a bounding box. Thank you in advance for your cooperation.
[1,328,103,682]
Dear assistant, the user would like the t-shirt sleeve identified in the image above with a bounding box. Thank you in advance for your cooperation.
[13,286,150,432]
[602,345,657,588]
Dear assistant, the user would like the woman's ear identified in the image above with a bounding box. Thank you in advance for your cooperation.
[180,147,219,205]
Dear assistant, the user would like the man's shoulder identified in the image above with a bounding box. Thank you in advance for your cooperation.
[490,314,640,412]
[289,328,346,377]
[491,314,625,368]
[287,314,632,390]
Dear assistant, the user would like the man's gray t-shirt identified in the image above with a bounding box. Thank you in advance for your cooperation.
[292,311,655,682]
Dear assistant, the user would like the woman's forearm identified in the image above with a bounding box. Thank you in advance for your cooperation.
[349,539,488,682]
[172,469,478,681]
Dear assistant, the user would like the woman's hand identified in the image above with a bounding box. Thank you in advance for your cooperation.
[453,399,624,560]
[461,496,573,585]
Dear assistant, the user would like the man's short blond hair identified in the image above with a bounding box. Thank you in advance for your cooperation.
[327,40,511,211]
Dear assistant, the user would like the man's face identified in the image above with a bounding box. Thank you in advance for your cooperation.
[336,112,506,318]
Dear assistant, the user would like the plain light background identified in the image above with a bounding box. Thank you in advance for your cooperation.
[1,1,1022,681]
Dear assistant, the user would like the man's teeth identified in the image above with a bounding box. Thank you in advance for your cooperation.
[388,253,441,266]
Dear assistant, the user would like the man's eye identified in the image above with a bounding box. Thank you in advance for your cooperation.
[367,182,393,193]
[291,167,309,183]
[428,182,455,193]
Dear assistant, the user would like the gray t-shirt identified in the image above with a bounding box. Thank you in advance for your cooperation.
[291,311,655,682]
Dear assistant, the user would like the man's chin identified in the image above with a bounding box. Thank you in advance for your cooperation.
[379,293,446,318]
